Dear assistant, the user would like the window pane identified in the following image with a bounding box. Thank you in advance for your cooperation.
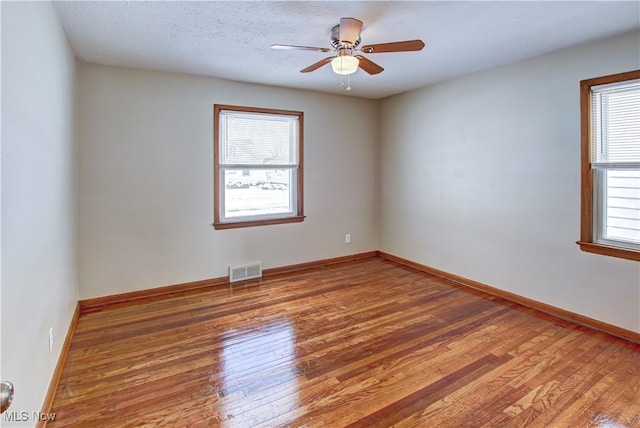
[604,169,640,244]
[214,105,303,229]
[223,169,294,219]
[591,79,640,163]
[221,112,297,165]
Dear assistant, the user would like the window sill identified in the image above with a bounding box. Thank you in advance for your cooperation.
[213,215,306,230]
[576,241,640,261]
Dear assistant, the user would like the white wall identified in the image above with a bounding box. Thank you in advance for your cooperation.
[1,1,78,425]
[380,31,640,333]
[77,64,379,299]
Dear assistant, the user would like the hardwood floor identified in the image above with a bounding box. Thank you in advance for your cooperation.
[50,257,640,427]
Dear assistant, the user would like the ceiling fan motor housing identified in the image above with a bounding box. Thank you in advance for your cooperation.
[330,24,361,49]
[336,47,354,58]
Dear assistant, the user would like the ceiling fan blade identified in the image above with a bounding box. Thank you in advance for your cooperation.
[360,40,425,54]
[300,56,334,73]
[271,44,332,53]
[339,17,363,44]
[354,55,384,75]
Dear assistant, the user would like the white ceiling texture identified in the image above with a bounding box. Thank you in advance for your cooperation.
[52,1,640,99]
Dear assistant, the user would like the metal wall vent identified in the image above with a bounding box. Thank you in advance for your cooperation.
[229,262,262,283]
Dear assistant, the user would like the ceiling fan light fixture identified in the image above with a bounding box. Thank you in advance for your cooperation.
[331,55,359,75]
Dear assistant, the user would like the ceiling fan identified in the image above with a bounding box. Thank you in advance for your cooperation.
[271,17,425,76]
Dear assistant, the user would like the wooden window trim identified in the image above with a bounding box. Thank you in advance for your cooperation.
[213,104,305,230]
[577,70,640,261]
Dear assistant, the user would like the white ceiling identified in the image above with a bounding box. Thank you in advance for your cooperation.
[52,1,640,99]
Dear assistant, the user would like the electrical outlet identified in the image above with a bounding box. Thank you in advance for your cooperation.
[345,234,351,244]
[49,328,53,353]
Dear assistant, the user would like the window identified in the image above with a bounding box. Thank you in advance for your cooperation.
[213,105,304,229]
[578,70,640,261]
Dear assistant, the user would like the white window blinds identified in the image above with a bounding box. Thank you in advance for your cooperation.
[591,79,640,166]
[219,110,298,166]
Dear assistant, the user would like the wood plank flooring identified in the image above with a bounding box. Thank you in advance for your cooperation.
[50,257,640,427]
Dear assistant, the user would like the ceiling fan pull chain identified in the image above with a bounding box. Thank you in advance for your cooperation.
[346,73,352,91]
